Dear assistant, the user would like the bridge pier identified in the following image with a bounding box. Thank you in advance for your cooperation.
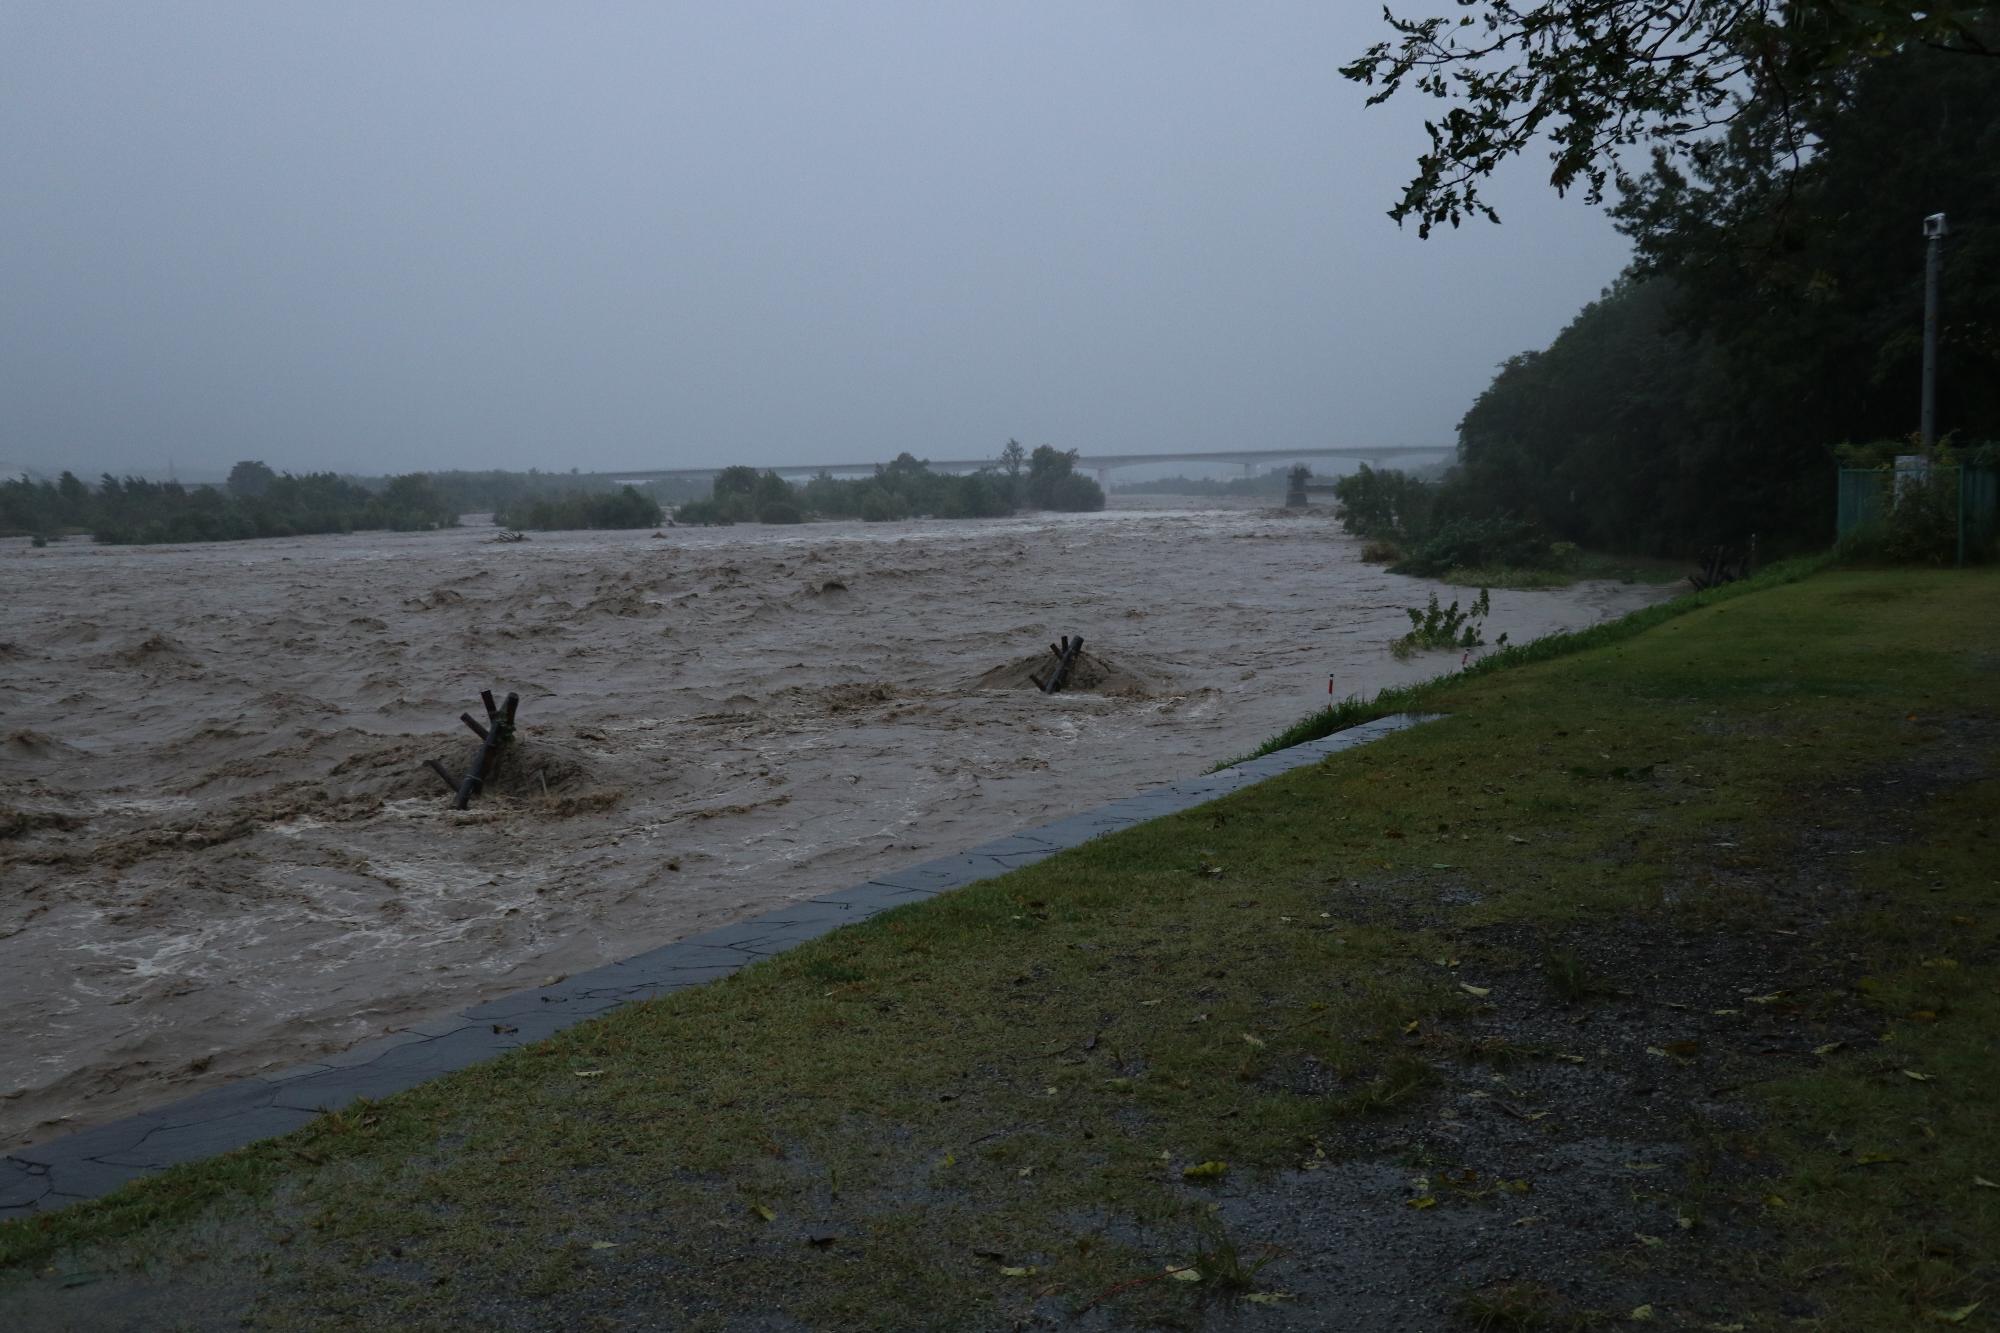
[1095,466,1111,488]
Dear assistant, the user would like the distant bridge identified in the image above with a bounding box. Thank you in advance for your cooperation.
[609,444,1451,487]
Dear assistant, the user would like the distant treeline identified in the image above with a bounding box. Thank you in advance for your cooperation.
[1415,35,1999,558]
[2,462,456,545]
[673,444,1103,525]
[495,486,663,531]
[6,443,1106,544]
[359,468,706,516]
[1112,470,1289,498]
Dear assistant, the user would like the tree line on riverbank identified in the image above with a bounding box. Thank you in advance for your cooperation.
[5,443,1103,544]
[0,464,458,545]
[670,444,1103,526]
[1343,30,1998,568]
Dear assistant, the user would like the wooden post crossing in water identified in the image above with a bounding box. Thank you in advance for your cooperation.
[425,689,519,810]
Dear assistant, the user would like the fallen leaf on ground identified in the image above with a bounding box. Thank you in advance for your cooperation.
[1635,1233,1663,1247]
[1929,1302,1982,1325]
[1903,1070,1937,1082]
[1406,1196,1437,1210]
[1168,1266,1203,1282]
[1973,1176,1998,1190]
[1402,1019,1421,1035]
[1182,1160,1228,1181]
[1813,1042,1844,1056]
[999,1266,1039,1278]
[1460,983,1491,998]
[1746,993,1786,1005]
[751,1204,776,1223]
[572,1069,606,1078]
[1241,1032,1265,1048]
[1244,1292,1295,1305]
[1631,1304,1655,1321]
[589,1241,619,1250]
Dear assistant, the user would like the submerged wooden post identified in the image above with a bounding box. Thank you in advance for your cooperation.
[1031,634,1085,694]
[425,689,520,809]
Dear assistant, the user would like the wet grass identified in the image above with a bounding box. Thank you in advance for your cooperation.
[1219,551,1832,768]
[2,566,1996,1330]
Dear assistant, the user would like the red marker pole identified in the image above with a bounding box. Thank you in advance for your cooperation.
[1327,674,1335,696]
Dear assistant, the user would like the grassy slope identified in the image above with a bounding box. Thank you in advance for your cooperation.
[1224,554,1832,767]
[3,568,1997,1331]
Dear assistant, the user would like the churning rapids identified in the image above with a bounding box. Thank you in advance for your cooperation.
[0,499,1671,1147]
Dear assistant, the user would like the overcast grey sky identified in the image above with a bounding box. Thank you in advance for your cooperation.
[1,2,1630,479]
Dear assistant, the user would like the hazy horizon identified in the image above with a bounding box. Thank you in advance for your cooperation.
[2,3,1631,482]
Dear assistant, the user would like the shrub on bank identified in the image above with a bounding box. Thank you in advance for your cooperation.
[1389,516,1566,577]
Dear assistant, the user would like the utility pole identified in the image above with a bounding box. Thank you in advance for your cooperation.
[1921,212,1948,451]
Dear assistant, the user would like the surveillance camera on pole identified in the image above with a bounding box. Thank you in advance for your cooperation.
[1921,213,1947,450]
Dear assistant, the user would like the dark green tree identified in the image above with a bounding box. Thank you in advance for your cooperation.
[227,459,277,498]
[1344,2,1998,235]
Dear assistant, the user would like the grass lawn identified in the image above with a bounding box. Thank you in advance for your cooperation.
[3,567,1997,1331]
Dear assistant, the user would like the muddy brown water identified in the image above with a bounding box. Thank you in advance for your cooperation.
[0,500,1672,1148]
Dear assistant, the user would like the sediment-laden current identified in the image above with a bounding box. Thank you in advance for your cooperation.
[0,500,1670,1147]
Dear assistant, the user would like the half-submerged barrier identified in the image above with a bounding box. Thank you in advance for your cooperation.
[425,689,519,810]
[1032,635,1085,694]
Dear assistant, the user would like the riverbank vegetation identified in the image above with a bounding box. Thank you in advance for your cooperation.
[671,445,1104,526]
[492,485,662,531]
[4,443,1107,544]
[1337,25,1998,568]
[370,467,708,518]
[1,464,457,545]
[1112,468,1292,499]
[4,566,1994,1330]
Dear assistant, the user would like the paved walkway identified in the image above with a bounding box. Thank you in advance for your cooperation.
[0,714,1439,1216]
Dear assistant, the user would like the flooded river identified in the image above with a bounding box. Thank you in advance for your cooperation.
[0,499,1670,1146]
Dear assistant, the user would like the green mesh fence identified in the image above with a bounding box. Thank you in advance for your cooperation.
[1835,468,1891,537]
[1837,463,1999,565]
[1961,466,1997,560]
